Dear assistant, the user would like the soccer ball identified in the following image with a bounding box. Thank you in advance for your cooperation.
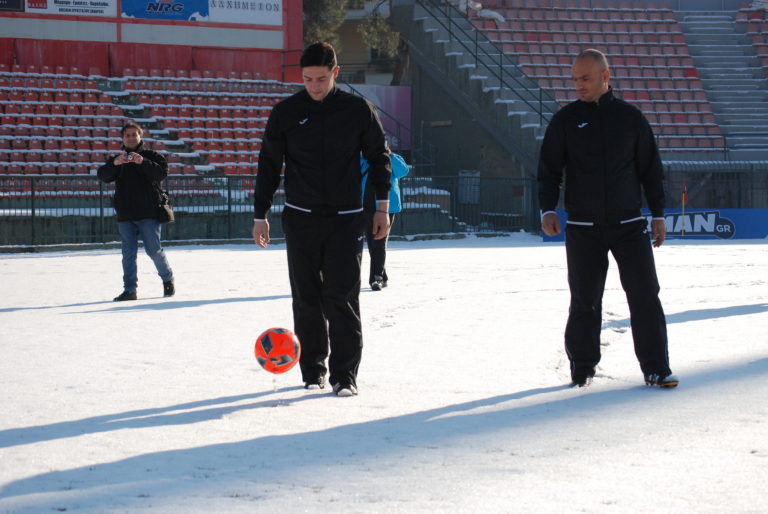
[255,328,301,374]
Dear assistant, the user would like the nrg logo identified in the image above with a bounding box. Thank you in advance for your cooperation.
[146,0,185,13]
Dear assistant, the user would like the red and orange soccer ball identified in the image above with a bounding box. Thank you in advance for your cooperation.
[254,328,301,374]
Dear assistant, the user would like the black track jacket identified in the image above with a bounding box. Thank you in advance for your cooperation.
[254,87,391,219]
[537,88,665,224]
[97,142,168,222]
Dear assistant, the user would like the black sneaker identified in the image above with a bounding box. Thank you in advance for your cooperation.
[113,290,137,302]
[570,375,593,388]
[332,382,358,397]
[644,373,679,388]
[163,279,175,297]
[370,275,384,291]
[304,377,326,390]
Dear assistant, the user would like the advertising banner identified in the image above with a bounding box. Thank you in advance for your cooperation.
[121,0,282,25]
[0,0,24,12]
[122,0,208,21]
[25,0,117,16]
[542,209,768,241]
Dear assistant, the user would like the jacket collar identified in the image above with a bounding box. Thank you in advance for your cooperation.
[301,85,339,104]
[597,86,614,107]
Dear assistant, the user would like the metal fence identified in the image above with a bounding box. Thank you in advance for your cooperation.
[0,175,538,248]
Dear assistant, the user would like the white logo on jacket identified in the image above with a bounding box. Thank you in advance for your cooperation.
[577,122,588,128]
[299,118,309,125]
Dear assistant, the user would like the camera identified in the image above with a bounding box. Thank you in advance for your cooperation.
[126,154,133,161]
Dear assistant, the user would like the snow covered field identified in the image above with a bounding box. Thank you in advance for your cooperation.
[1,234,766,513]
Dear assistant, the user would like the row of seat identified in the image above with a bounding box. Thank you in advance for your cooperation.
[739,21,768,33]
[0,90,113,104]
[1,150,115,163]
[525,64,697,81]
[736,8,768,21]
[0,65,99,76]
[122,79,294,95]
[483,8,676,22]
[0,77,101,91]
[0,163,198,175]
[490,30,685,46]
[136,94,281,108]
[549,87,707,102]
[0,137,174,152]
[532,73,703,89]
[0,138,118,151]
[176,131,258,143]
[481,0,673,10]
[148,106,272,118]
[1,115,127,128]
[123,68,268,81]
[191,142,262,154]
[158,118,267,132]
[1,104,124,117]
[1,126,120,137]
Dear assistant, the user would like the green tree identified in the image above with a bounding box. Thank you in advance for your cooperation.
[303,0,350,50]
[356,2,400,59]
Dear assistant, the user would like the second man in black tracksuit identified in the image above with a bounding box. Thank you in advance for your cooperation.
[538,49,677,389]
[252,42,392,397]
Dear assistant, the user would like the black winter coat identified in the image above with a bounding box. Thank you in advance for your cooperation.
[97,142,168,222]
[537,88,665,224]
[254,87,391,218]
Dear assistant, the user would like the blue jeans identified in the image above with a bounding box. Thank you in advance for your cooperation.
[118,219,173,292]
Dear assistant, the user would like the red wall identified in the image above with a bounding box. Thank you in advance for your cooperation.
[0,0,303,80]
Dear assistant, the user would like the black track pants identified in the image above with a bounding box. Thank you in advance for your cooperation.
[364,209,395,285]
[564,220,671,379]
[282,207,365,387]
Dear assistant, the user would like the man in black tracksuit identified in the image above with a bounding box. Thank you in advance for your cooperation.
[538,49,677,388]
[252,42,392,397]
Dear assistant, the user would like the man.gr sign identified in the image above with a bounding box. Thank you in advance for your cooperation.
[650,211,736,239]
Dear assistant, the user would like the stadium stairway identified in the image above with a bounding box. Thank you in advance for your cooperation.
[677,9,768,160]
[390,0,558,179]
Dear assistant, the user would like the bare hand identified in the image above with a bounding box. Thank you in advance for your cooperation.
[252,220,270,248]
[651,219,666,248]
[113,154,129,166]
[541,212,562,237]
[372,211,391,240]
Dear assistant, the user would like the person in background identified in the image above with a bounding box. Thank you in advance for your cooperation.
[537,49,677,389]
[97,121,175,302]
[252,42,392,397]
[361,151,410,290]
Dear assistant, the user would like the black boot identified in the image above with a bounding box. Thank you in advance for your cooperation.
[163,279,175,297]
[114,290,137,302]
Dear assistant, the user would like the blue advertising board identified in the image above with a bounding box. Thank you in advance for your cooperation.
[121,0,282,24]
[122,0,208,21]
[542,209,768,241]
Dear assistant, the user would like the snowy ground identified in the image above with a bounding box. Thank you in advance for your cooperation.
[1,234,767,513]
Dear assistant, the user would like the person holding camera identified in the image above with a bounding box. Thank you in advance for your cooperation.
[98,121,175,301]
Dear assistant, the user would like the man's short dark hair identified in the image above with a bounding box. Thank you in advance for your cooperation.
[121,121,144,137]
[300,42,337,70]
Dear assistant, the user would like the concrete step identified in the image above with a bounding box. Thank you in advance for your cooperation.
[701,71,766,80]
[691,57,754,67]
[687,35,751,44]
[719,122,768,130]
[712,105,768,115]
[707,83,762,90]
[681,25,738,35]
[680,15,734,22]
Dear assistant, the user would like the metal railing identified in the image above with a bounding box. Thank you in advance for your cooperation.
[0,174,538,248]
[415,0,559,127]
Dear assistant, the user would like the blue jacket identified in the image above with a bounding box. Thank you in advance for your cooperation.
[361,152,410,213]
